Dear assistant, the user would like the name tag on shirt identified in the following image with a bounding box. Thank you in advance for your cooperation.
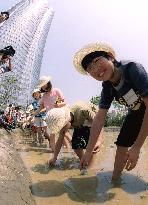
[122,89,138,105]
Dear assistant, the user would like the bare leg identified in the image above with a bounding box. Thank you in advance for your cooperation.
[32,132,38,145]
[63,137,71,151]
[48,122,71,165]
[74,149,84,160]
[43,127,51,149]
[37,127,44,144]
[64,130,72,144]
[43,127,50,139]
[49,134,56,151]
[63,131,72,151]
[112,145,128,180]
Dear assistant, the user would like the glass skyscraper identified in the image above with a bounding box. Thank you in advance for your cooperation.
[0,0,54,106]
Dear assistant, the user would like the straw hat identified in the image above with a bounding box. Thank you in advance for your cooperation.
[70,101,98,127]
[38,76,52,88]
[73,42,115,75]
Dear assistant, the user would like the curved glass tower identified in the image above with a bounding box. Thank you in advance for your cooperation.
[0,0,54,106]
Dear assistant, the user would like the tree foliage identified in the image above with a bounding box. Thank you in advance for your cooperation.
[90,95,101,106]
[0,72,22,108]
[90,95,127,127]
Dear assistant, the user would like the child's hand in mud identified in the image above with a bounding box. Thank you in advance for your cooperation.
[125,146,140,171]
[80,151,92,170]
[93,140,102,154]
[48,157,56,166]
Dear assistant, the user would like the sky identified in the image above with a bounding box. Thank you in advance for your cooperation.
[1,0,148,104]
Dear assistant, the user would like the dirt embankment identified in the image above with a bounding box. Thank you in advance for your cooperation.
[0,129,36,205]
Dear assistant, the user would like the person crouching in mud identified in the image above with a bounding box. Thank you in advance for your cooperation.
[73,42,148,180]
[48,101,104,169]
[0,46,15,75]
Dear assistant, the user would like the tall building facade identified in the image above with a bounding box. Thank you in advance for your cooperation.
[0,0,54,106]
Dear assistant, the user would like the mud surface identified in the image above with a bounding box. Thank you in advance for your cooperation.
[0,129,36,205]
[14,129,148,205]
[1,128,147,205]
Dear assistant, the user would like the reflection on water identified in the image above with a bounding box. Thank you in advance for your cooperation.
[31,163,50,174]
[64,176,98,203]
[30,180,64,198]
[16,131,148,205]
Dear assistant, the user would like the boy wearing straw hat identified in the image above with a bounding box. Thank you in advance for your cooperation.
[73,42,148,180]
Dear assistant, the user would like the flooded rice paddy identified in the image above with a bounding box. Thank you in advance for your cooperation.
[15,130,148,205]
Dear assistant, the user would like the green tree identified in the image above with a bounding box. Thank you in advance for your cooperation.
[90,95,101,105]
[90,95,127,127]
[112,100,125,110]
[0,73,22,108]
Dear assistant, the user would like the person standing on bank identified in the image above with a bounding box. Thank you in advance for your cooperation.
[0,46,15,74]
[73,42,148,180]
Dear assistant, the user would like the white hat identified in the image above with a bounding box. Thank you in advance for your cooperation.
[32,88,40,94]
[38,76,52,88]
[73,42,115,75]
[26,104,34,113]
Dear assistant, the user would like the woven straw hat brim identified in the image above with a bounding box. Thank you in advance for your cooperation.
[73,42,115,75]
[70,101,98,113]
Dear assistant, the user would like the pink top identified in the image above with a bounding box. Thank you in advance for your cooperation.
[40,88,65,111]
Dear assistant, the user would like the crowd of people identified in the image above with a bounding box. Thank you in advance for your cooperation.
[0,104,30,132]
[24,76,103,168]
[0,73,103,175]
[0,9,148,182]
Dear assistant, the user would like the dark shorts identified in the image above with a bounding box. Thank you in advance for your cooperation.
[115,103,146,147]
[72,126,90,149]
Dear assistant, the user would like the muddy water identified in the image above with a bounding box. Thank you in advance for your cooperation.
[16,131,148,205]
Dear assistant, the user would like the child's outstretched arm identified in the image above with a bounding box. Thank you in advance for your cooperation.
[80,108,108,169]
